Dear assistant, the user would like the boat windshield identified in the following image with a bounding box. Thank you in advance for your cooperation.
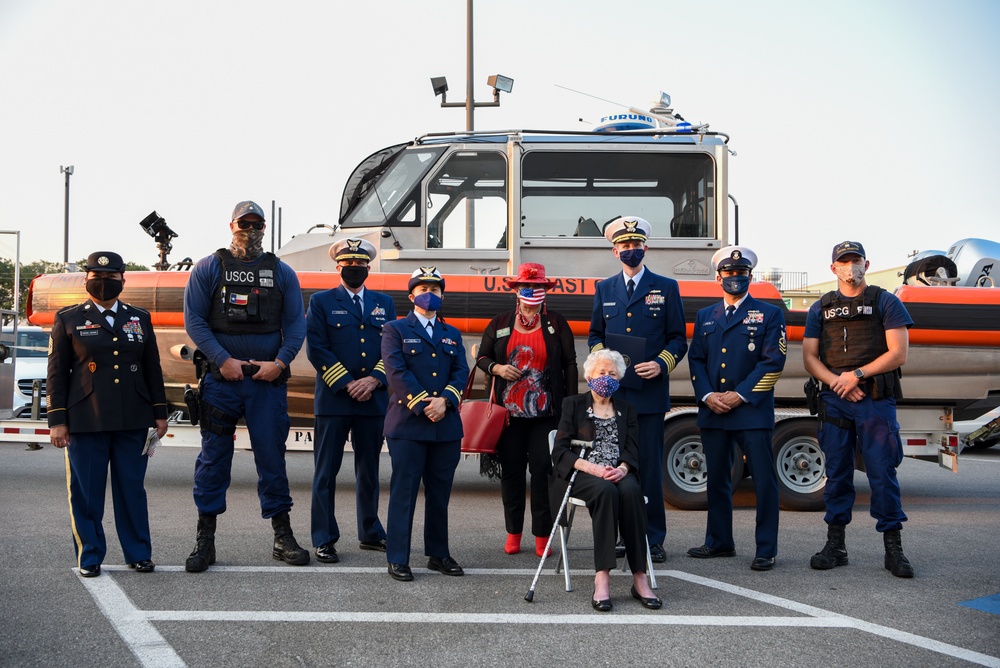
[342,147,444,228]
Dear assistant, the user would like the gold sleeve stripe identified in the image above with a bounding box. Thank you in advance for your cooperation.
[445,385,462,405]
[323,364,348,386]
[591,342,606,352]
[752,372,783,392]
[373,360,385,373]
[407,391,429,410]
[658,350,677,373]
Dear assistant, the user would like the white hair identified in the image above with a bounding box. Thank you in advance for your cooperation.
[583,349,626,379]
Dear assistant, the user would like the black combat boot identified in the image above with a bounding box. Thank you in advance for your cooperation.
[185,513,217,573]
[271,512,310,565]
[883,529,914,578]
[810,524,848,570]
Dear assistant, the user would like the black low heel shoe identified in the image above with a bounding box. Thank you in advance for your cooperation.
[591,596,613,612]
[631,585,662,610]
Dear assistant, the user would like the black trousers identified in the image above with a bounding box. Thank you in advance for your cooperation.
[497,415,558,536]
[569,472,647,573]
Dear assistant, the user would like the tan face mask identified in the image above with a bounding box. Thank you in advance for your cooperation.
[230,229,265,260]
[835,264,865,286]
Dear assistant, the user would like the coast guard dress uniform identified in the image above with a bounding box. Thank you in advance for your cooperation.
[381,268,469,581]
[307,238,396,561]
[687,246,786,570]
[588,216,687,559]
[47,251,168,576]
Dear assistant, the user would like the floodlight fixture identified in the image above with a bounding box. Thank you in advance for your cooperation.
[488,74,513,95]
[431,76,449,97]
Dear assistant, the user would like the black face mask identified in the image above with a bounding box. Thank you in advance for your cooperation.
[86,277,124,302]
[340,265,369,289]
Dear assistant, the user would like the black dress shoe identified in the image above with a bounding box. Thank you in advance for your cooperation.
[751,556,776,571]
[687,544,737,559]
[427,555,464,576]
[591,596,613,612]
[631,585,663,610]
[359,538,387,552]
[127,560,155,573]
[79,564,101,578]
[387,563,413,582]
[649,543,667,563]
[315,543,339,563]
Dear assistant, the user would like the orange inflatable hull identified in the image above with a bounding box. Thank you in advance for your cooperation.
[26,271,1000,346]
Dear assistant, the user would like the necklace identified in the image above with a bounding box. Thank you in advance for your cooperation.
[517,309,540,329]
[591,403,614,418]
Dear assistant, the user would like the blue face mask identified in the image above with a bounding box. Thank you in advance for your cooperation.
[721,275,751,296]
[587,375,621,398]
[413,292,442,311]
[618,248,645,268]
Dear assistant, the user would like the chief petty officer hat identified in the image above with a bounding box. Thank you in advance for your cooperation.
[711,245,758,273]
[330,238,377,263]
[602,215,652,245]
[407,266,446,293]
[84,251,126,273]
[832,240,866,262]
[231,200,266,222]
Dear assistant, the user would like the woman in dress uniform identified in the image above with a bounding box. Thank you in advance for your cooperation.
[47,251,168,577]
[380,267,469,582]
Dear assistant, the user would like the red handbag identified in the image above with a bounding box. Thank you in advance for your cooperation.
[459,370,508,454]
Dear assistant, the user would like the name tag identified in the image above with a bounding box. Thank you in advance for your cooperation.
[496,327,511,337]
[403,338,421,344]
[331,310,349,315]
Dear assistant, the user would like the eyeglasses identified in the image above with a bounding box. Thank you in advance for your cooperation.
[236,220,265,230]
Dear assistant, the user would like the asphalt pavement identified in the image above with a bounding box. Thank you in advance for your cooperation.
[1,440,998,668]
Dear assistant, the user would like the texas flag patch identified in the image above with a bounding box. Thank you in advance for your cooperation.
[229,293,249,306]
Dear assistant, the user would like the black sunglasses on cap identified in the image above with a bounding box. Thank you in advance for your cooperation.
[236,219,265,230]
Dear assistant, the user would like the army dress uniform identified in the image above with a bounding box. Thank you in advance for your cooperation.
[381,270,469,574]
[306,238,397,555]
[48,254,168,573]
[688,247,786,565]
[588,216,687,549]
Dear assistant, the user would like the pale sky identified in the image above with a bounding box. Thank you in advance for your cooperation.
[1,0,998,283]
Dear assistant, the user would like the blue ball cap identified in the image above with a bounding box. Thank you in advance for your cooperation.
[832,240,866,262]
[231,201,266,222]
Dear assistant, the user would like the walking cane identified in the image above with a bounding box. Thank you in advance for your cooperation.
[525,438,592,602]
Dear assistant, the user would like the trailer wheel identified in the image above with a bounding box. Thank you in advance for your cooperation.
[662,418,743,510]
[772,421,826,511]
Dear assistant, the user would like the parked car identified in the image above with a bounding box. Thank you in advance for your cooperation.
[1,326,49,419]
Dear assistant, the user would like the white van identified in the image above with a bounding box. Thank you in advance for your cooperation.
[1,326,49,418]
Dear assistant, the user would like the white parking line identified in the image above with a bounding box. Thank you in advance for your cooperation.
[78,567,1000,668]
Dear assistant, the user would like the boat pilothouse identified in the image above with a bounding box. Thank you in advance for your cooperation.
[332,92,733,279]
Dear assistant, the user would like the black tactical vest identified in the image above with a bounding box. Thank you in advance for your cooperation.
[818,285,888,371]
[208,249,284,335]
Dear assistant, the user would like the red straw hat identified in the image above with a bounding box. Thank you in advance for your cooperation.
[503,263,557,289]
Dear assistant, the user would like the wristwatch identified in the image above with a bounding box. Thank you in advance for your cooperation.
[853,368,865,379]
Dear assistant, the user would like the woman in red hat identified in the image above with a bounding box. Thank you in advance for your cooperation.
[476,263,578,556]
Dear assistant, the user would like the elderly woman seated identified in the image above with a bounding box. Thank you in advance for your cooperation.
[550,349,662,612]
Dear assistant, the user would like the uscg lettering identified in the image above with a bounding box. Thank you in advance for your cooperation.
[225,270,256,283]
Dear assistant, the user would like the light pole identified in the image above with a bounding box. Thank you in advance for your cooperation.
[429,0,513,247]
[60,165,74,265]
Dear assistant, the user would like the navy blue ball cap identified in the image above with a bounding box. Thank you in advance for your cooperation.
[84,251,126,273]
[832,240,866,262]
[232,200,266,222]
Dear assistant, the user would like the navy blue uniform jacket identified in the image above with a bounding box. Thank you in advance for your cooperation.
[306,286,396,416]
[381,312,469,441]
[47,300,168,432]
[688,295,786,430]
[588,269,687,413]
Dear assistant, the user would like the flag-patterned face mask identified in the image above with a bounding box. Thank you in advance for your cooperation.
[517,287,546,306]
